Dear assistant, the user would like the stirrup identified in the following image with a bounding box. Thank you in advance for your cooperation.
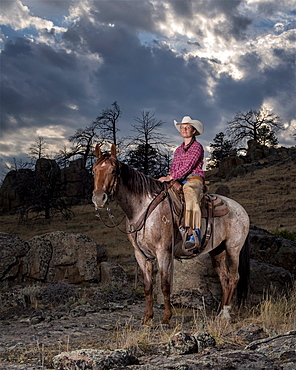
[184,239,201,252]
[183,230,201,253]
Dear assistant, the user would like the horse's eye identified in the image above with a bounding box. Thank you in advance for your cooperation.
[112,169,116,174]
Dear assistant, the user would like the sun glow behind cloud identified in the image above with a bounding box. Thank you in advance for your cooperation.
[0,0,66,37]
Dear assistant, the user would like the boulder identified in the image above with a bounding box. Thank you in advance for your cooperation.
[250,226,296,274]
[52,349,138,369]
[217,152,244,178]
[246,331,296,368]
[0,169,35,212]
[24,231,106,283]
[168,331,216,355]
[100,261,128,287]
[0,233,29,282]
[235,324,269,343]
[60,159,93,201]
[250,259,294,303]
[168,332,198,355]
[35,158,60,185]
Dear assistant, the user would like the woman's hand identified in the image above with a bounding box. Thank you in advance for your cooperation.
[158,175,173,183]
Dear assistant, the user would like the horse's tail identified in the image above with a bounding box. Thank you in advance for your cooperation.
[237,233,250,306]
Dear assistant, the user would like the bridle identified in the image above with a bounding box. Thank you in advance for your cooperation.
[94,157,176,237]
[93,155,120,205]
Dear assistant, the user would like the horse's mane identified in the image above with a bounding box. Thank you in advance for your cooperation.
[119,161,165,197]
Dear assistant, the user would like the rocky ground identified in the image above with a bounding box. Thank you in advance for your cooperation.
[0,285,295,369]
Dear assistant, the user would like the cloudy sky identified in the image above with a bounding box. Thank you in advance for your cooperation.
[0,0,295,176]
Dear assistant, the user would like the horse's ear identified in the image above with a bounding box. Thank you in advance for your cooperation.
[111,143,117,159]
[94,144,102,158]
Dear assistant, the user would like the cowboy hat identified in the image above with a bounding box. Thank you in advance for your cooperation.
[174,116,204,135]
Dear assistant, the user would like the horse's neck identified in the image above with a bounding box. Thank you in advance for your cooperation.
[115,184,150,220]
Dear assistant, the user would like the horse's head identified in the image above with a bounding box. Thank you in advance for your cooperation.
[92,143,119,209]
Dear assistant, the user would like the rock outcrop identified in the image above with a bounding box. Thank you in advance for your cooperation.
[0,232,107,284]
[60,158,93,202]
[0,158,93,213]
[0,233,29,281]
[249,226,296,274]
[52,331,296,369]
[217,150,245,178]
[23,231,107,283]
[53,349,139,370]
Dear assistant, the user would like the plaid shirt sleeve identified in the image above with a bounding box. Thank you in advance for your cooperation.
[170,141,204,180]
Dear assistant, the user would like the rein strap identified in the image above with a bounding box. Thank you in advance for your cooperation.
[129,183,173,232]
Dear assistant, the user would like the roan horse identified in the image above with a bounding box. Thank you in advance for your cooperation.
[92,143,250,324]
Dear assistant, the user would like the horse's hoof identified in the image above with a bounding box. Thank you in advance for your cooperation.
[142,318,153,326]
[217,305,231,319]
[161,318,171,326]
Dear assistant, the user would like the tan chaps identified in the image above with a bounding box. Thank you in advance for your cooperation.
[183,176,204,230]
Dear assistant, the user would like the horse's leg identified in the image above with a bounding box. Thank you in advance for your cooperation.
[210,245,240,319]
[134,249,154,325]
[157,251,173,325]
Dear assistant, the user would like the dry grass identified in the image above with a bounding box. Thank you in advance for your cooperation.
[252,283,296,335]
[109,284,296,352]
[208,160,296,233]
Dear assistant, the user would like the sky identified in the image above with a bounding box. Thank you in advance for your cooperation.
[0,0,295,177]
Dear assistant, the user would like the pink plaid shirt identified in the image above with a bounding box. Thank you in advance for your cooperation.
[170,140,204,181]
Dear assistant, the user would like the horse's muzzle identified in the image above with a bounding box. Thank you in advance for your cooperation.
[92,193,108,209]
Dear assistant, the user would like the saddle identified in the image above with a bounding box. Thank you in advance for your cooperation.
[169,180,229,219]
[169,181,229,252]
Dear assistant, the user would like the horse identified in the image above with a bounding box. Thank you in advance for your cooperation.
[92,143,250,324]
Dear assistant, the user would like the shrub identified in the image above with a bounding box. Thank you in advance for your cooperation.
[272,229,296,242]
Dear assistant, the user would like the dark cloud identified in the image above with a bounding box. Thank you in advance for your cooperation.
[23,0,73,16]
[256,1,283,16]
[1,37,91,133]
[89,0,160,34]
[169,0,194,18]
[214,46,296,123]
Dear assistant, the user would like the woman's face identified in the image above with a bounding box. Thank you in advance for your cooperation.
[180,124,196,138]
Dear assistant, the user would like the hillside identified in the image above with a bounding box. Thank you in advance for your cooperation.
[207,158,296,233]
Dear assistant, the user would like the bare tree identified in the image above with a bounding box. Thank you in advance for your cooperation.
[28,136,48,159]
[94,101,121,146]
[67,121,104,168]
[226,108,284,146]
[55,145,72,169]
[125,111,169,176]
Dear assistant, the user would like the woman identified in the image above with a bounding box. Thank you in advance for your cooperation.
[159,116,204,251]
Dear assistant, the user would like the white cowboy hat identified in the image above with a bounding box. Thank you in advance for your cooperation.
[174,116,204,135]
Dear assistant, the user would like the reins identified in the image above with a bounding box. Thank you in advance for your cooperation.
[95,182,175,236]
[95,206,126,231]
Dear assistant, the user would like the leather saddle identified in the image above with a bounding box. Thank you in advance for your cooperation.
[169,180,229,219]
[168,181,229,252]
[129,180,229,250]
